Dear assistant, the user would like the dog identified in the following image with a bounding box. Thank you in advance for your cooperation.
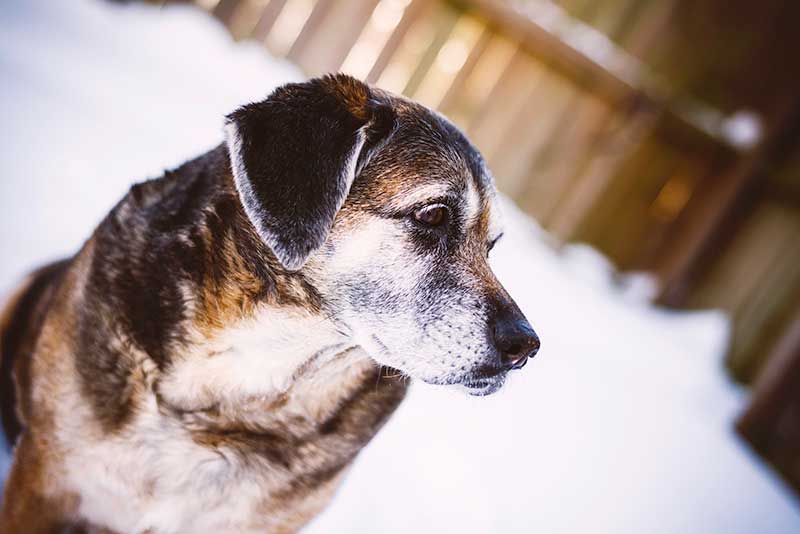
[0,74,539,533]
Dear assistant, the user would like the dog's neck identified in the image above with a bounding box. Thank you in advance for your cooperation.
[149,301,407,472]
[155,303,369,417]
[143,168,378,419]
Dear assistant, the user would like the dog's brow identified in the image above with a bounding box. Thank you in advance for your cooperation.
[485,192,504,239]
[465,176,482,227]
[388,183,455,211]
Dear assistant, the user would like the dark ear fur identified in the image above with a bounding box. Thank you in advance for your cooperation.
[224,74,396,270]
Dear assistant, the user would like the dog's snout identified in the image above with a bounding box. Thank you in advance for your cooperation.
[491,312,540,371]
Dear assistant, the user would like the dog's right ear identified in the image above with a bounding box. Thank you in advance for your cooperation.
[224,74,396,271]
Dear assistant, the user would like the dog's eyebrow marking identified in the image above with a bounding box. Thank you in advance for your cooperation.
[386,183,455,212]
[465,177,482,228]
[484,188,504,237]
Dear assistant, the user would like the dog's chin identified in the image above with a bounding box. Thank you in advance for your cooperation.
[425,372,506,396]
[414,366,508,396]
[456,375,506,396]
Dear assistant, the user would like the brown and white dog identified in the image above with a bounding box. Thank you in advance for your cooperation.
[0,74,539,533]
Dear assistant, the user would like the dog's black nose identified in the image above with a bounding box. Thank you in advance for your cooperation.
[492,316,540,371]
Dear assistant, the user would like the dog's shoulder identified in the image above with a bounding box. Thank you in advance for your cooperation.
[69,145,250,431]
[0,259,71,447]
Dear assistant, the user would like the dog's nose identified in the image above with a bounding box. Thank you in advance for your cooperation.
[492,316,540,371]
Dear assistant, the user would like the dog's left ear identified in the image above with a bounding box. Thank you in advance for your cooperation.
[224,74,396,271]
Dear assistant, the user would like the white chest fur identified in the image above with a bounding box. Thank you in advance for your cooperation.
[65,415,257,533]
[60,308,370,533]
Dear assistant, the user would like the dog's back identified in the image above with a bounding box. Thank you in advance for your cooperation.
[0,260,70,450]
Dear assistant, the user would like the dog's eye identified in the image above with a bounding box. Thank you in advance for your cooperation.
[413,205,448,227]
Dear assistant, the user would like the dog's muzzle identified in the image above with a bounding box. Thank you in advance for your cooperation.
[490,297,540,372]
[492,314,540,371]
[459,299,539,396]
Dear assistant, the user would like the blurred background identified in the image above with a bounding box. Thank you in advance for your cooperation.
[2,0,800,532]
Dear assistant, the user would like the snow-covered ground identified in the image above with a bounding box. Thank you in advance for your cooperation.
[1,1,798,532]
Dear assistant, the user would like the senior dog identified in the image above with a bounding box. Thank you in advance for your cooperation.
[0,74,539,533]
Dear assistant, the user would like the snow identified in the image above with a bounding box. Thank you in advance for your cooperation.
[1,0,798,532]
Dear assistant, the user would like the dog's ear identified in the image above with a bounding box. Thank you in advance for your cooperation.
[224,74,396,271]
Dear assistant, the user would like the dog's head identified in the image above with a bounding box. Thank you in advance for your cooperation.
[225,74,539,395]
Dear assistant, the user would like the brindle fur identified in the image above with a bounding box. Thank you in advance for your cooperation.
[0,74,533,533]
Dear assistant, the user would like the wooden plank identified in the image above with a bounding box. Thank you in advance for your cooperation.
[212,0,243,25]
[537,93,612,226]
[729,211,800,381]
[466,48,544,166]
[616,0,677,58]
[371,2,450,93]
[228,0,273,40]
[401,4,460,97]
[436,32,517,128]
[493,70,577,203]
[340,0,418,80]
[587,0,643,39]
[287,0,336,63]
[265,0,317,57]
[252,0,289,40]
[580,135,678,267]
[365,0,431,84]
[453,0,642,104]
[632,155,708,268]
[289,0,380,75]
[456,0,740,157]
[737,302,800,495]
[547,102,660,241]
[692,204,797,312]
[413,14,485,109]
[658,96,800,306]
[740,301,800,424]
[437,27,492,115]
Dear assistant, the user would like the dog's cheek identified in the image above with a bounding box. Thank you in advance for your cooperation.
[322,219,423,300]
[314,220,493,381]
[408,265,493,375]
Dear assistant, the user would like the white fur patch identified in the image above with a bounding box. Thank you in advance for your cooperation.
[465,175,482,227]
[384,183,453,212]
[487,190,504,242]
[160,308,349,408]
[59,305,363,533]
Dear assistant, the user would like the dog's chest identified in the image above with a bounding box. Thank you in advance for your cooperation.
[65,397,343,534]
[64,408,270,532]
[61,346,404,534]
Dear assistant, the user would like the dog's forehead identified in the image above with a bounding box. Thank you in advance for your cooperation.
[359,97,501,236]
